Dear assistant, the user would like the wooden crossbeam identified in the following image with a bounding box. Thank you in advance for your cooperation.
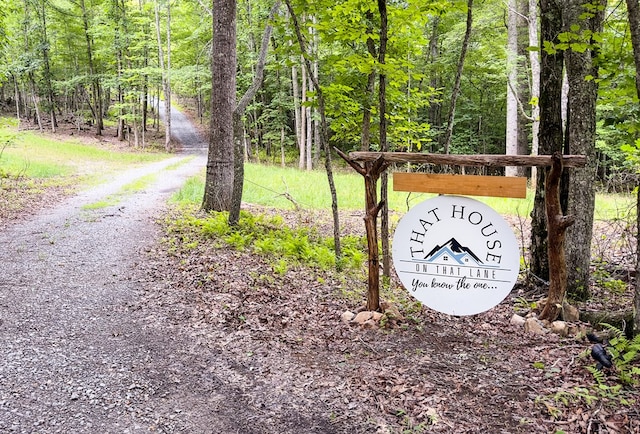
[348,152,587,167]
[393,173,528,198]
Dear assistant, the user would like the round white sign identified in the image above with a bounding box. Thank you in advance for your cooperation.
[392,195,520,316]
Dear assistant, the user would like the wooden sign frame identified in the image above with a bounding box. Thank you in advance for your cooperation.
[393,172,528,199]
[335,149,587,318]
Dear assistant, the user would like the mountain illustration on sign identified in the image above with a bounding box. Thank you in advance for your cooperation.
[424,237,483,266]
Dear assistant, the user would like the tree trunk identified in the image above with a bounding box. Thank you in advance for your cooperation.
[563,0,605,301]
[530,0,564,285]
[625,0,640,335]
[203,0,237,212]
[286,0,342,262]
[80,0,103,136]
[378,0,390,278]
[155,1,172,151]
[291,62,302,167]
[38,0,57,132]
[361,11,377,152]
[539,153,575,321]
[528,0,541,185]
[443,0,473,154]
[229,0,279,225]
[300,60,307,169]
[505,0,519,176]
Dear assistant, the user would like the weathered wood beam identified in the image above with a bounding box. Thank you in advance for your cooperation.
[348,152,587,167]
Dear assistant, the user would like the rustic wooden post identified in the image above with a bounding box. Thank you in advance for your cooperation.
[539,153,575,321]
[335,148,390,311]
[337,151,587,317]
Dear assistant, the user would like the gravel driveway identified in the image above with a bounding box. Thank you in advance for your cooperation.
[0,104,334,432]
[0,154,231,432]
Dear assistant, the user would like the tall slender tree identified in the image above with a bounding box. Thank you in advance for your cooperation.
[625,0,640,335]
[563,0,606,301]
[530,0,564,284]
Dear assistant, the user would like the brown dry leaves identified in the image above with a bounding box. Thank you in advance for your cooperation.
[138,207,640,434]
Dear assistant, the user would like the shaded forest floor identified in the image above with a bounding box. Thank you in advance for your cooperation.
[145,204,640,433]
[1,118,639,432]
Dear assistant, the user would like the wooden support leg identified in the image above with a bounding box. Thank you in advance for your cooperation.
[540,153,575,321]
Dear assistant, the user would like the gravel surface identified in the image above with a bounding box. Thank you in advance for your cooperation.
[0,156,229,433]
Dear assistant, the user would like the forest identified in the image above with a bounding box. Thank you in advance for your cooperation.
[3,1,640,430]
[0,0,636,174]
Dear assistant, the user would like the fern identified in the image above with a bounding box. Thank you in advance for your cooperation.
[598,323,640,386]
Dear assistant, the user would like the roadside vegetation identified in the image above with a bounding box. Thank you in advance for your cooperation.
[0,117,170,225]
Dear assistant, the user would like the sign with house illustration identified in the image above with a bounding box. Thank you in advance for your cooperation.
[392,195,520,315]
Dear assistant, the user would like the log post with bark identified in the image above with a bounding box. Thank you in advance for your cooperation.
[335,148,390,311]
[539,153,575,321]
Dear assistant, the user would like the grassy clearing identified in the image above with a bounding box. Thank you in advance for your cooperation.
[0,118,170,184]
[173,162,634,219]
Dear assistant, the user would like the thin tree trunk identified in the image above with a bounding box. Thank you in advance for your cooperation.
[361,10,376,151]
[443,0,473,154]
[286,0,342,262]
[624,0,640,334]
[229,0,280,225]
[39,0,57,132]
[505,0,519,176]
[529,0,540,185]
[155,1,172,151]
[378,0,390,278]
[300,60,307,169]
[563,0,605,301]
[80,0,103,135]
[291,63,302,168]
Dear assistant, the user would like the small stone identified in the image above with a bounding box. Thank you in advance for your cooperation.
[524,317,547,335]
[551,320,568,337]
[352,311,373,325]
[561,303,580,322]
[380,301,404,321]
[341,311,355,324]
[362,319,378,329]
[510,314,526,326]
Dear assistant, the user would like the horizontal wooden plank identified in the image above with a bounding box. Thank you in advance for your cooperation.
[348,151,587,167]
[393,173,528,198]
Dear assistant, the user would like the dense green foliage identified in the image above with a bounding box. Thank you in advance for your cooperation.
[0,1,638,185]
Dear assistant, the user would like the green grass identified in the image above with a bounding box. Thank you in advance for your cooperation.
[82,173,159,210]
[0,119,170,183]
[173,162,635,219]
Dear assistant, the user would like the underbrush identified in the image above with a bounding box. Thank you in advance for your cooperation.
[164,205,368,272]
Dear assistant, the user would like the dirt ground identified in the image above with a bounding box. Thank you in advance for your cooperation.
[1,118,639,433]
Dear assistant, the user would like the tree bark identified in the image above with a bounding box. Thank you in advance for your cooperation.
[203,0,237,212]
[80,0,103,135]
[505,0,519,176]
[155,1,172,151]
[625,0,640,335]
[563,0,605,301]
[539,153,575,321]
[528,0,541,185]
[530,0,564,286]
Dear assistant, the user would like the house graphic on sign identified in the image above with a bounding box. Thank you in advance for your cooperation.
[424,237,483,266]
